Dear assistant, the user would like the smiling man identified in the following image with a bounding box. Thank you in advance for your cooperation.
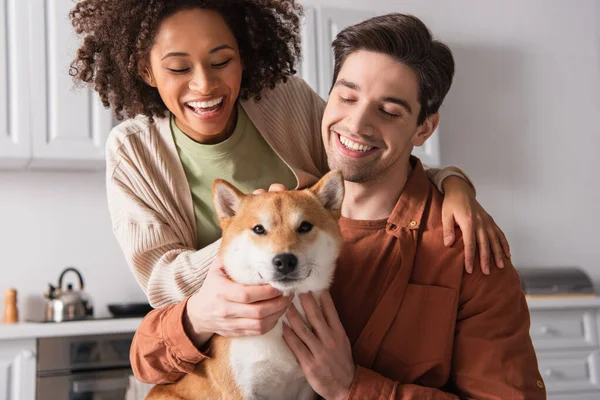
[281,13,546,399]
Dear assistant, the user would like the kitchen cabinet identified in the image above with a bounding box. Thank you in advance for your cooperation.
[28,0,114,169]
[0,0,113,170]
[0,0,31,169]
[528,297,600,399]
[0,339,36,400]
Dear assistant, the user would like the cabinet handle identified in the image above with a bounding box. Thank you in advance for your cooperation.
[21,350,34,360]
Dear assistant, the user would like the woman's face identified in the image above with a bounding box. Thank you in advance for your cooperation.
[146,8,243,144]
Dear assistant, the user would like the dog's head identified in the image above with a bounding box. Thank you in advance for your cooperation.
[212,171,344,293]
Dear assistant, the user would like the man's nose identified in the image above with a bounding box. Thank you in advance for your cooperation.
[346,104,372,136]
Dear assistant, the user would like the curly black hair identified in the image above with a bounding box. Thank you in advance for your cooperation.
[69,0,303,120]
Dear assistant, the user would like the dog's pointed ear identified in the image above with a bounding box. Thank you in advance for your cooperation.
[212,179,245,222]
[309,170,345,216]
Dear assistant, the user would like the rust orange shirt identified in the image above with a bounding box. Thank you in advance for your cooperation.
[130,158,546,399]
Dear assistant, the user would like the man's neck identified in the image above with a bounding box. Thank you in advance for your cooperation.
[341,161,413,221]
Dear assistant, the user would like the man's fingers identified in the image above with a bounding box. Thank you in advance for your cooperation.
[282,322,312,363]
[253,188,267,195]
[286,303,319,350]
[319,291,345,333]
[299,292,328,335]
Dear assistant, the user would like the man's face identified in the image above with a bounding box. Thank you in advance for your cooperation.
[322,50,438,183]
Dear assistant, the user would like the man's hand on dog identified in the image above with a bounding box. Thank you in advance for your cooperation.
[283,291,355,400]
[184,258,294,347]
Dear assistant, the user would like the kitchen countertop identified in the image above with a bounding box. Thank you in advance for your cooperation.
[0,317,143,340]
[1,296,599,342]
[526,295,600,310]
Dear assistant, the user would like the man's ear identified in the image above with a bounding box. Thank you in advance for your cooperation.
[412,113,440,147]
[212,179,245,225]
[138,61,157,88]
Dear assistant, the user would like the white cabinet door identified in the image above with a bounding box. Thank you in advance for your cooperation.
[316,7,374,99]
[0,340,36,400]
[0,0,32,168]
[297,6,319,94]
[28,0,113,169]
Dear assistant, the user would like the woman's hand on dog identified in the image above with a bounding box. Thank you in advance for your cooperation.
[184,258,294,347]
[282,291,355,400]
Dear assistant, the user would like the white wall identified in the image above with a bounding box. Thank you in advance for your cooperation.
[314,0,600,285]
[1,0,599,321]
[0,172,146,320]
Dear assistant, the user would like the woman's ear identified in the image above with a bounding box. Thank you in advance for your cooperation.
[412,113,440,147]
[138,62,156,88]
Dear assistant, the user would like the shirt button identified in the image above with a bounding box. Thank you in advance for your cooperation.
[409,220,417,227]
[536,380,544,389]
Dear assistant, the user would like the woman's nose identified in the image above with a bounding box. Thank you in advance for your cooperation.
[189,68,218,94]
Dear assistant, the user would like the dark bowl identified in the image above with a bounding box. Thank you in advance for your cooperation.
[107,302,153,318]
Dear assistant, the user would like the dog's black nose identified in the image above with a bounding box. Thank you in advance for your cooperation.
[272,253,298,275]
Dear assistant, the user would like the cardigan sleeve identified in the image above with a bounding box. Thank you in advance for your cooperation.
[425,166,476,194]
[105,121,220,308]
[107,169,220,307]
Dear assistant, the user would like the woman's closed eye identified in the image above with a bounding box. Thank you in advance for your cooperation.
[212,59,232,68]
[167,67,190,73]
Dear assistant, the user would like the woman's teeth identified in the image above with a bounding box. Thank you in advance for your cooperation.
[186,97,223,113]
[339,135,374,152]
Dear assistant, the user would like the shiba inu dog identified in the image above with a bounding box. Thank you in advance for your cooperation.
[147,170,344,400]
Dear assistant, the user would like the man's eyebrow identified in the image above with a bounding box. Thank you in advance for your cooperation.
[161,45,234,60]
[334,79,360,91]
[382,96,413,114]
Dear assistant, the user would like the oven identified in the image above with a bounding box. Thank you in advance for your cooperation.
[36,332,135,400]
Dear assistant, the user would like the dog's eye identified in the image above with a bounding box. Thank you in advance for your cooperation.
[252,225,266,235]
[297,221,313,233]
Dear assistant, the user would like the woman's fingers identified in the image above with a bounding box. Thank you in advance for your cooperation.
[476,227,491,275]
[487,227,505,270]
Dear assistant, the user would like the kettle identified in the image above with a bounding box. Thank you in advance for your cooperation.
[44,267,94,322]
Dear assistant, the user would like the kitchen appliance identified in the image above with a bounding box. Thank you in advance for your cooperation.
[517,266,596,297]
[44,267,94,322]
[37,332,134,400]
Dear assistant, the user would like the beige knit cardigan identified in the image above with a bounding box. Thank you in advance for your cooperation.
[105,77,466,307]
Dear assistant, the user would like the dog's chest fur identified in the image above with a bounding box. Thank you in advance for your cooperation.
[229,296,317,400]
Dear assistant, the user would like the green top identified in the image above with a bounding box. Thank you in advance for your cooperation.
[171,105,298,249]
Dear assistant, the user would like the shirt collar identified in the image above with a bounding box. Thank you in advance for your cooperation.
[385,156,432,237]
